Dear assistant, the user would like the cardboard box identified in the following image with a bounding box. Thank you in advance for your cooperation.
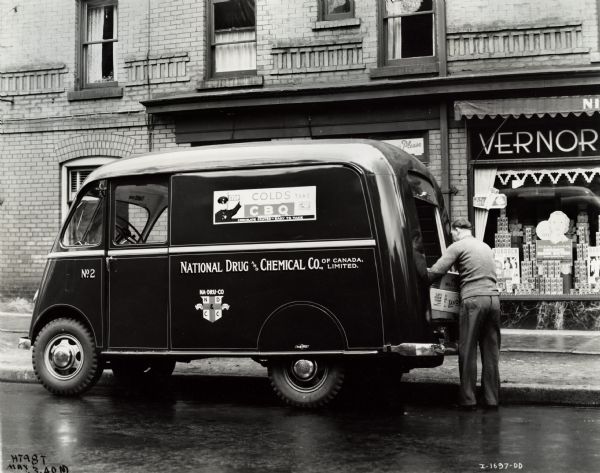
[430,271,460,320]
[430,289,460,320]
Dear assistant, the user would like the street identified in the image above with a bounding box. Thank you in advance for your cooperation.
[2,378,599,473]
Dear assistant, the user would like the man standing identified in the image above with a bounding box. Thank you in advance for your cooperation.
[428,218,501,410]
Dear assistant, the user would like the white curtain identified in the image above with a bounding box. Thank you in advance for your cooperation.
[86,7,104,83]
[474,167,498,240]
[386,17,402,60]
[215,30,256,73]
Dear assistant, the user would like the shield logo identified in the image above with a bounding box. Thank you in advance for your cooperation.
[196,295,230,323]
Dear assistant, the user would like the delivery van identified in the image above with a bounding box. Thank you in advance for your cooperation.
[21,140,457,408]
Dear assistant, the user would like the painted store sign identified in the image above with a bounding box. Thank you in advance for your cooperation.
[470,117,600,160]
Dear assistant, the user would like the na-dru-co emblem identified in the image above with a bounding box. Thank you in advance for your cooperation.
[195,290,230,323]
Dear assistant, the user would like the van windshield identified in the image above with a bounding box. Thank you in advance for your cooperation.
[62,181,105,247]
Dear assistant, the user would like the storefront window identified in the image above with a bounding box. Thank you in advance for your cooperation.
[479,166,600,296]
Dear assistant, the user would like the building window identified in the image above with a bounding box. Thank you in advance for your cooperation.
[382,0,435,63]
[81,0,118,87]
[320,0,354,21]
[210,0,256,76]
[61,157,116,220]
[68,168,95,205]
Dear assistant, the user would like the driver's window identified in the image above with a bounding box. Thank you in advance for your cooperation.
[112,178,169,246]
[62,181,105,247]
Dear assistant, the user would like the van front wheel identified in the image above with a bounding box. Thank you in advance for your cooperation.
[32,318,101,396]
[268,358,344,408]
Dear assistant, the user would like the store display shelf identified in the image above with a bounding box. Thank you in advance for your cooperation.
[501,294,600,301]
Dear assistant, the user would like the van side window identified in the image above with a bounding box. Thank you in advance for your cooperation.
[171,166,372,246]
[112,178,169,246]
[62,181,105,247]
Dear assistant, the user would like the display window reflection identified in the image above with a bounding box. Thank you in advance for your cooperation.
[480,167,600,295]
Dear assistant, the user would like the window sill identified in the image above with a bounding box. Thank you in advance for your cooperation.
[67,86,124,101]
[370,61,439,79]
[197,75,264,91]
[312,18,360,30]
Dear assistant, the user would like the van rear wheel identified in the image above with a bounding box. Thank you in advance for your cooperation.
[32,318,101,396]
[268,358,344,408]
[110,359,176,384]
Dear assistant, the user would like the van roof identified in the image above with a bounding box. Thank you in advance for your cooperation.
[86,139,432,183]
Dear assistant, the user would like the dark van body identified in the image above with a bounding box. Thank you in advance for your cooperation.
[23,140,455,407]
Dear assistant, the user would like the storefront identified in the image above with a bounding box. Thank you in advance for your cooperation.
[456,96,600,331]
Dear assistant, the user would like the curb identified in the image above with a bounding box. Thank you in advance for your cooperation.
[2,365,599,407]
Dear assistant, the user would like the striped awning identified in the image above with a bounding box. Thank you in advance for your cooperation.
[454,96,600,120]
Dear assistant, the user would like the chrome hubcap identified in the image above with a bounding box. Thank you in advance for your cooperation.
[44,334,84,381]
[292,359,316,380]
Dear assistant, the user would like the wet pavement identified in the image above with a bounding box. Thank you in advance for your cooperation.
[2,313,600,406]
[2,382,600,473]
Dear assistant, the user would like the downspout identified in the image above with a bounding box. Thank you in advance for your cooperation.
[438,0,454,218]
[145,0,155,151]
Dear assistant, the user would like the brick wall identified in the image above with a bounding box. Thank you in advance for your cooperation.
[446,0,600,72]
[1,0,598,296]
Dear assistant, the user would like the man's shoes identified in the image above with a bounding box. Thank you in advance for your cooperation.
[452,403,477,411]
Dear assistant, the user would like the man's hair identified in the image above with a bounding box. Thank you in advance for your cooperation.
[452,218,472,230]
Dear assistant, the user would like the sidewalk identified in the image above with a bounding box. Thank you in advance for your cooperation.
[2,312,599,406]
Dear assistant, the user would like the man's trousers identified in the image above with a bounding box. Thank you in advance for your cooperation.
[458,295,501,407]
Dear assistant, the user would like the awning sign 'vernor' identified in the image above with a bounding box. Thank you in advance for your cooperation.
[454,96,600,120]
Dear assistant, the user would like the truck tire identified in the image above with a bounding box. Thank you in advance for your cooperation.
[32,318,102,396]
[110,359,176,384]
[268,358,344,408]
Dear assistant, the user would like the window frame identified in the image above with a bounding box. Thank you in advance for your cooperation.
[79,0,118,89]
[60,180,107,249]
[109,177,170,249]
[376,0,441,74]
[208,0,257,78]
[319,0,355,22]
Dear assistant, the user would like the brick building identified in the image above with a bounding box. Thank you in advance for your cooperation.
[1,0,600,329]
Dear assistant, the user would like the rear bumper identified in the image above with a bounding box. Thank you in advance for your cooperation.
[389,342,458,356]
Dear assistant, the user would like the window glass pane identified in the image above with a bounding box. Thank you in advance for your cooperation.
[214,0,255,30]
[483,168,600,295]
[386,0,432,16]
[63,182,105,247]
[113,181,169,246]
[148,208,168,244]
[385,0,434,60]
[324,0,351,15]
[401,14,433,57]
[414,198,442,267]
[214,30,256,73]
[85,5,116,83]
[213,0,256,73]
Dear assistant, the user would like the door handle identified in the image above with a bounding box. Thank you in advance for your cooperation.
[106,256,115,272]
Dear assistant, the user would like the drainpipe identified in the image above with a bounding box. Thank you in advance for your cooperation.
[146,0,154,151]
[438,0,454,218]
